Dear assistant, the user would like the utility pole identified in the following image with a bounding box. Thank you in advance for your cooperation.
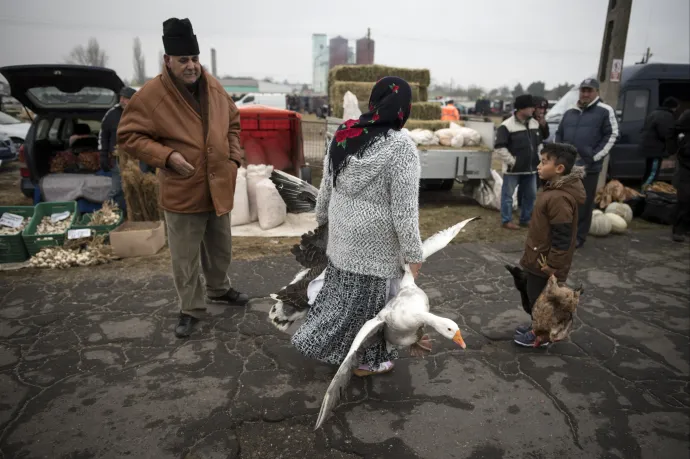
[596,0,633,191]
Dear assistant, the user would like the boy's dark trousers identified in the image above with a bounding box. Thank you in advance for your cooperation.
[525,272,549,316]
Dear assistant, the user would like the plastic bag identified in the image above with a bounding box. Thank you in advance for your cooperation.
[343,91,362,120]
[640,191,676,225]
[246,164,274,222]
[230,167,250,227]
[256,178,287,230]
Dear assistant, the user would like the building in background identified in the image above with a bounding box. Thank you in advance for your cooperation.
[356,35,375,65]
[312,34,328,95]
[217,78,259,97]
[329,36,348,69]
[347,45,355,65]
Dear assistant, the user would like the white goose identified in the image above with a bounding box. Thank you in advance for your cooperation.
[314,216,479,430]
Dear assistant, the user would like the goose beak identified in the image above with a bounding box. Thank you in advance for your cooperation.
[452,330,466,349]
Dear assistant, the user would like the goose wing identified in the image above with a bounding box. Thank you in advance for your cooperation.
[421,217,481,261]
[314,316,385,430]
[270,170,319,213]
[291,224,328,269]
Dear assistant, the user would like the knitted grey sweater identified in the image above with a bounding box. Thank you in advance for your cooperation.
[316,129,423,279]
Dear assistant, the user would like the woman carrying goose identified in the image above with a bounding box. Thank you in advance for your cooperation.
[287,77,462,377]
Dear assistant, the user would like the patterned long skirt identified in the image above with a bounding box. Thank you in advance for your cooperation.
[291,262,398,369]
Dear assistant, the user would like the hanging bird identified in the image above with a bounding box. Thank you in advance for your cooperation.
[313,217,480,430]
[269,170,319,213]
[268,224,328,331]
[530,255,583,347]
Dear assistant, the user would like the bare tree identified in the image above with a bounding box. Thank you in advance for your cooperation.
[65,38,108,67]
[133,37,146,84]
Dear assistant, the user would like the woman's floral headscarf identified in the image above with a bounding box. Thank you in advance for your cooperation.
[328,76,412,187]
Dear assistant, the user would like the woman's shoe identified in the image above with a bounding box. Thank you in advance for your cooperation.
[353,361,394,377]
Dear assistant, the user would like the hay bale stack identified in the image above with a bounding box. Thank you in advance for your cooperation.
[410,102,442,121]
[405,120,453,131]
[119,149,162,222]
[329,65,431,88]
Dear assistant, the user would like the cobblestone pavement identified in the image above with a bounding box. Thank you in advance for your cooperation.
[0,230,688,459]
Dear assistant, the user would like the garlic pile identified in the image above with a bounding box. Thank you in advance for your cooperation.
[87,201,121,226]
[0,220,28,236]
[36,214,72,235]
[29,237,117,269]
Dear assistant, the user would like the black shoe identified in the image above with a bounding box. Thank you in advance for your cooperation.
[175,314,198,338]
[207,288,249,306]
[576,241,584,249]
[672,233,686,243]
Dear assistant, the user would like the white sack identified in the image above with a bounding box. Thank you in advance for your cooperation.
[472,169,518,211]
[435,128,455,146]
[247,164,274,223]
[457,127,482,146]
[409,129,439,146]
[343,91,362,120]
[450,134,465,148]
[256,177,287,230]
[230,167,251,227]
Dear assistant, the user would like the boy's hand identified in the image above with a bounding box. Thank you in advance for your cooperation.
[540,264,557,276]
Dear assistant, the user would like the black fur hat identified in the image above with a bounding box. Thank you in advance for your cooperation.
[162,18,200,56]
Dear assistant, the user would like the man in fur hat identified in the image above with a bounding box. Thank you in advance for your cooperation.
[118,18,247,338]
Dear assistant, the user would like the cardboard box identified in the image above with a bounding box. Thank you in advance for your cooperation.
[109,221,166,258]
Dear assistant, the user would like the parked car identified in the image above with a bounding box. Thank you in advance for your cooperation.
[0,110,31,145]
[0,64,124,199]
[234,93,287,110]
[0,131,18,164]
[546,63,690,181]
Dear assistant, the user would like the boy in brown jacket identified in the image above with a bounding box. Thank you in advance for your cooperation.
[513,143,586,347]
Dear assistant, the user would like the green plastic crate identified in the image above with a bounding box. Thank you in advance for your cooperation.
[0,206,35,263]
[22,201,78,256]
[71,210,124,239]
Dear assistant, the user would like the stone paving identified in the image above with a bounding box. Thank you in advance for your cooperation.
[0,230,688,459]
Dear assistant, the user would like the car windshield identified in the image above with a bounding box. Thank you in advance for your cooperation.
[0,111,21,124]
[26,86,117,108]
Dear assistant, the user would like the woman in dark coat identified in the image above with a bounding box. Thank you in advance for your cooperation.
[639,97,680,188]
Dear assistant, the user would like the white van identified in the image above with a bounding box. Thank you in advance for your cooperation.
[234,93,287,110]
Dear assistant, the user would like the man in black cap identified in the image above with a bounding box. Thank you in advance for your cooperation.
[555,78,619,248]
[533,96,550,140]
[494,94,543,230]
[100,86,136,211]
[118,18,247,339]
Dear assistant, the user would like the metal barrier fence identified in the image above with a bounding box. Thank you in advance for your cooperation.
[302,119,342,166]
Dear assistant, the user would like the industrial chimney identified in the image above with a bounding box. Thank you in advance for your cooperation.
[211,48,217,77]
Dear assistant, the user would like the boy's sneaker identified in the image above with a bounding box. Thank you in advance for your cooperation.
[515,323,531,334]
[514,330,550,348]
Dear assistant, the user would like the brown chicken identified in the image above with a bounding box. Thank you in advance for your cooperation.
[531,265,583,347]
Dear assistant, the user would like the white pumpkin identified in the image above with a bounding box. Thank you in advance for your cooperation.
[593,209,604,217]
[589,214,612,236]
[605,202,633,224]
[604,212,627,234]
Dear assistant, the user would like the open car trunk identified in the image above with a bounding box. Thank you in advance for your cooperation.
[0,65,124,115]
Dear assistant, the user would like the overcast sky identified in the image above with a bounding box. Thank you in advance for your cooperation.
[1,0,688,90]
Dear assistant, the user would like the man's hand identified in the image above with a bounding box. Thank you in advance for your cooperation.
[408,262,422,279]
[167,151,195,177]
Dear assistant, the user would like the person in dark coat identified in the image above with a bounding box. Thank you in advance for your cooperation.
[638,97,680,189]
[99,86,136,212]
[533,96,550,141]
[672,109,690,242]
[555,78,619,248]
